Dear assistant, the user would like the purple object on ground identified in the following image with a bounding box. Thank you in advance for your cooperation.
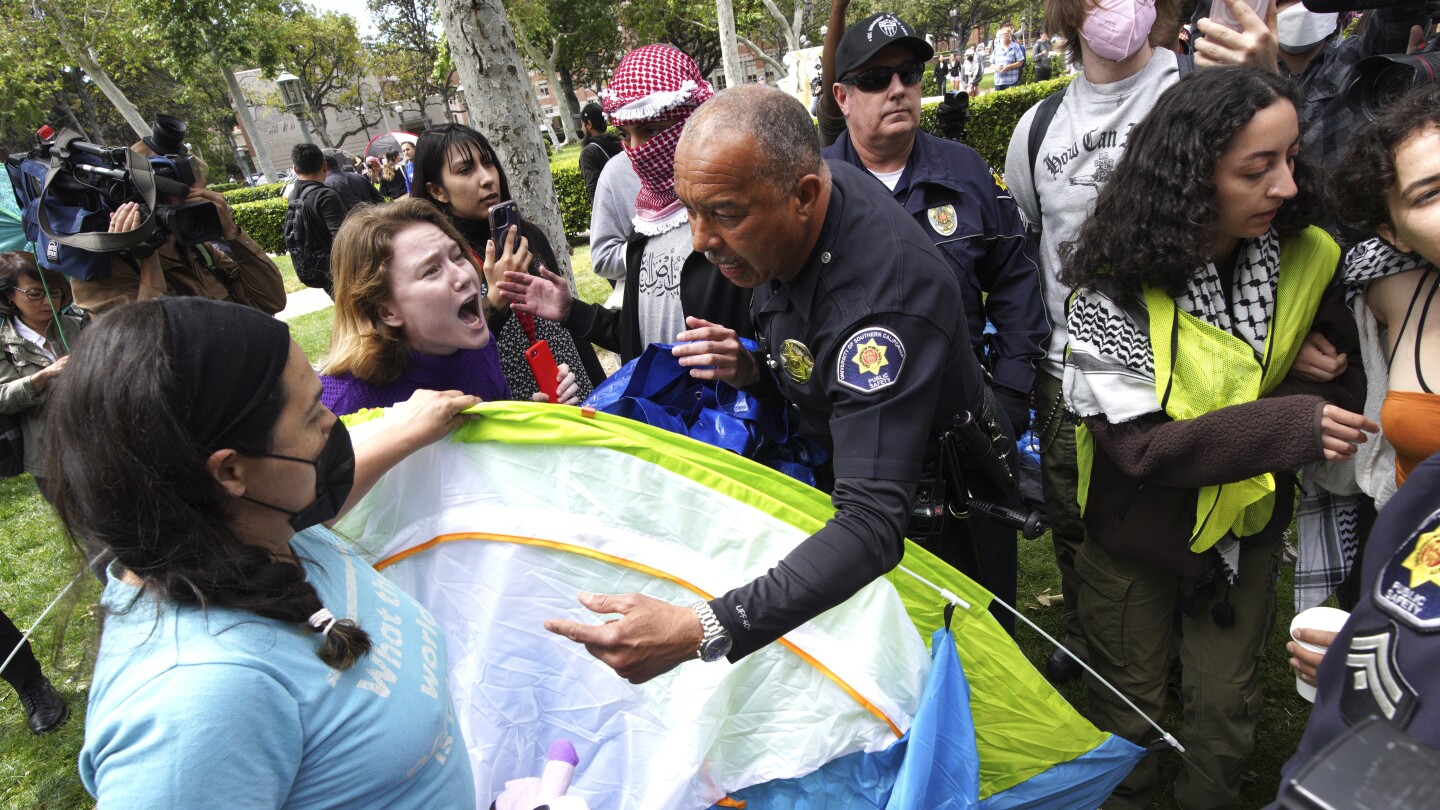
[547,739,579,767]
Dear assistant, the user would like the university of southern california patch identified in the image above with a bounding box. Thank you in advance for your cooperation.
[1375,508,1440,632]
[836,327,905,394]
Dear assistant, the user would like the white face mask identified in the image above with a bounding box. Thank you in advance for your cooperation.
[1277,3,1338,53]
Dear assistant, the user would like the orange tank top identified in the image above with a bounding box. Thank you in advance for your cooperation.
[1381,268,1440,487]
[1381,391,1440,486]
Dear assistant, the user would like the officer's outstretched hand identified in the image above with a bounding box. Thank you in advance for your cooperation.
[544,592,705,684]
[673,316,759,387]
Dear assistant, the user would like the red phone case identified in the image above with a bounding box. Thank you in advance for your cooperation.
[526,339,561,403]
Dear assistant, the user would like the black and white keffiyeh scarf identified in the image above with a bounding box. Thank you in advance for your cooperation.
[1064,231,1283,580]
[1066,230,1282,424]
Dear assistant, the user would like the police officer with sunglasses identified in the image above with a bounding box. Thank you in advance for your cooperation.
[816,10,1048,632]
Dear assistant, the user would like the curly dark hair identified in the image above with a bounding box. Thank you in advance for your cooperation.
[1060,66,1326,299]
[1331,84,1440,237]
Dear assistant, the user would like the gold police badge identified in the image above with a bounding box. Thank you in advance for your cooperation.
[927,205,958,237]
[780,339,814,384]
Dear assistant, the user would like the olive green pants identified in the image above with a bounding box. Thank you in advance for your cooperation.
[1035,369,1087,653]
[1076,535,1281,810]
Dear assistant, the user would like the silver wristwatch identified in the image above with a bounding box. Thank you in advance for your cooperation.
[691,601,732,662]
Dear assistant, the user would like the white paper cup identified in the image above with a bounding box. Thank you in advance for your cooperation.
[1289,606,1350,702]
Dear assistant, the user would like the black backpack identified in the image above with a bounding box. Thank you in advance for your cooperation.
[283,183,334,290]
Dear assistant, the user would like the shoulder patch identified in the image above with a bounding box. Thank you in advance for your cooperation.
[927,205,957,237]
[1375,507,1440,632]
[836,327,906,394]
[991,169,1008,193]
[1340,624,1419,727]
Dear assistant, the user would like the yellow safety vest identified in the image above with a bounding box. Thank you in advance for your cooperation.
[1076,227,1339,553]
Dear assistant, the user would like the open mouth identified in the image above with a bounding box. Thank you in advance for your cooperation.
[458,294,483,327]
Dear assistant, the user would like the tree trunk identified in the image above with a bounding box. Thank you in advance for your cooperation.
[221,64,279,182]
[513,22,579,145]
[438,0,574,285]
[761,0,799,53]
[72,47,151,140]
[716,0,744,87]
[556,65,584,141]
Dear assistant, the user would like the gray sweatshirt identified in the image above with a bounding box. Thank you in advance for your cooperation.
[587,151,641,282]
[1003,47,1180,378]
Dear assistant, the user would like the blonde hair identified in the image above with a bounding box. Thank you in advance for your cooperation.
[322,197,483,385]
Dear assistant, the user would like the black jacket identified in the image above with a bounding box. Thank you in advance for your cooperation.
[564,229,753,363]
[325,170,384,212]
[579,134,624,205]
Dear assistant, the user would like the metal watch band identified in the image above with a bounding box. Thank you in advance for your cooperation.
[690,600,730,661]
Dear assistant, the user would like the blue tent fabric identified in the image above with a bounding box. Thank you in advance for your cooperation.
[584,340,828,485]
[979,735,1145,810]
[885,620,982,809]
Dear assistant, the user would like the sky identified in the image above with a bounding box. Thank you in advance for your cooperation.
[305,0,377,37]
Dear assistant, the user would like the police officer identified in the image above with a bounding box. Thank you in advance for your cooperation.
[821,12,1046,439]
[542,85,1011,682]
[1279,449,1440,797]
[817,11,1044,628]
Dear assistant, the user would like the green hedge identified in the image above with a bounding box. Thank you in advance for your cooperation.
[918,75,1073,169]
[208,181,245,194]
[230,196,288,254]
[223,182,286,205]
[552,165,590,237]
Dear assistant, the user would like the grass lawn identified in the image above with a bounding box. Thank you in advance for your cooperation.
[0,246,1314,806]
[272,254,308,294]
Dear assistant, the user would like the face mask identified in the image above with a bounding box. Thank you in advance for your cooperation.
[1081,0,1157,62]
[1277,4,1338,53]
[241,420,356,531]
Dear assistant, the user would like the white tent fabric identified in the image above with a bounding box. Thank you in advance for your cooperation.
[335,418,931,809]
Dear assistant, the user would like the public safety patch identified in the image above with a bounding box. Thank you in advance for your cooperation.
[927,205,958,237]
[1375,507,1440,632]
[836,327,905,394]
[779,339,814,384]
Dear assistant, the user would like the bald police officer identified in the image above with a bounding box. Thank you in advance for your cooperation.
[541,85,1009,681]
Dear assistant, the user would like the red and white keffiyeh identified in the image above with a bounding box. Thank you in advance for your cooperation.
[601,45,713,235]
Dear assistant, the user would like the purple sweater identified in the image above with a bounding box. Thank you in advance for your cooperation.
[320,343,510,416]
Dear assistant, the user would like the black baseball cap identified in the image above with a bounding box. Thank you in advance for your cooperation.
[835,13,934,80]
[578,102,606,131]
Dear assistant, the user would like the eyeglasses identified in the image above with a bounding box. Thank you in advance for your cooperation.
[11,287,55,301]
[840,61,926,93]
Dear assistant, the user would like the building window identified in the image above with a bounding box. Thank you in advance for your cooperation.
[537,80,550,98]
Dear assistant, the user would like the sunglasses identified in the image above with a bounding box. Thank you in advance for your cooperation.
[841,61,926,93]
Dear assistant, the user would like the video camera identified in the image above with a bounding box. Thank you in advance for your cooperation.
[4,115,222,281]
[1301,0,1440,119]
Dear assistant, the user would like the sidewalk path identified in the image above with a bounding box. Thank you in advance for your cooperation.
[277,286,333,322]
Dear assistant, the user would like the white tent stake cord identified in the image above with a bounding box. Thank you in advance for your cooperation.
[898,563,1207,777]
[0,571,83,682]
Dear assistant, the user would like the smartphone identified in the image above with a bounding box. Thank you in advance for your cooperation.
[1208,0,1268,32]
[488,200,520,257]
[526,339,561,403]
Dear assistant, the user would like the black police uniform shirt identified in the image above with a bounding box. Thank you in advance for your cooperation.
[823,128,1048,398]
[707,160,990,660]
[1281,449,1440,787]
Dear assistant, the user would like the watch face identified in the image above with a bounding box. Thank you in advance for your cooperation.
[699,635,732,663]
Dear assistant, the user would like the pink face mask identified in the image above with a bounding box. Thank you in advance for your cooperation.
[1081,0,1157,62]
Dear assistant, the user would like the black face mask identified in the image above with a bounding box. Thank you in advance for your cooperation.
[240,420,356,531]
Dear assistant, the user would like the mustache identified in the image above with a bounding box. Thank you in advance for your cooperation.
[704,250,740,266]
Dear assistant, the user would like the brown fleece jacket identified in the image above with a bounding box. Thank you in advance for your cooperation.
[1079,280,1366,576]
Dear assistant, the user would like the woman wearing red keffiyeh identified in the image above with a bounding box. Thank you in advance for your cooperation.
[498,45,752,363]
